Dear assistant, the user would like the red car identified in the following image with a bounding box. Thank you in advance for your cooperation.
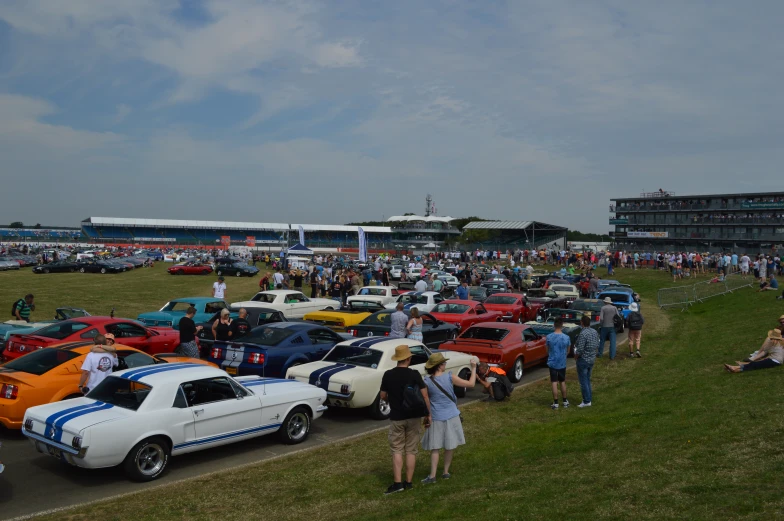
[168,261,214,275]
[429,300,502,332]
[3,317,181,361]
[441,322,547,383]
[482,293,537,323]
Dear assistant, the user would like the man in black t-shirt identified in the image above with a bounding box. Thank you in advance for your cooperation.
[310,270,320,298]
[230,308,251,340]
[292,270,304,291]
[178,306,202,358]
[380,345,431,495]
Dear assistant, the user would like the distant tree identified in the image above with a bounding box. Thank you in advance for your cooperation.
[8,221,23,228]
[34,223,41,229]
[568,230,611,242]
[403,212,416,216]
[345,221,387,227]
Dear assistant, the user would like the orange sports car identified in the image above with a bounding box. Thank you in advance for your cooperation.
[0,341,215,429]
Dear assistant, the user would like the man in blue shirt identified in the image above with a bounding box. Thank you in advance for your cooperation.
[546,319,571,409]
[456,281,469,300]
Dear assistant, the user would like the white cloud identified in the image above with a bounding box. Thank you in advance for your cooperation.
[113,104,132,124]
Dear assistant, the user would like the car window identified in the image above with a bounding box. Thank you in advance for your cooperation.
[460,327,509,341]
[323,345,383,368]
[408,344,430,366]
[243,327,296,345]
[110,323,148,338]
[181,377,239,406]
[87,376,152,411]
[433,295,444,303]
[255,312,280,325]
[485,296,518,305]
[476,305,487,314]
[116,350,155,369]
[359,288,386,296]
[432,303,469,314]
[161,302,193,312]
[359,311,395,326]
[307,329,338,344]
[2,348,80,375]
[523,329,538,341]
[251,293,277,304]
[80,328,99,339]
[34,321,90,340]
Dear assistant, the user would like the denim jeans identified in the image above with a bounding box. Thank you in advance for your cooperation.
[599,326,616,359]
[576,360,594,403]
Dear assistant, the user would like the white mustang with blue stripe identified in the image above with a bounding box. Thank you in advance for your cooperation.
[22,364,326,481]
[285,338,473,420]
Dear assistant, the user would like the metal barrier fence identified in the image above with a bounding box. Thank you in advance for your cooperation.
[657,273,754,309]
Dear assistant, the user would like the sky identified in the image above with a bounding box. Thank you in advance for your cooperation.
[1,0,783,233]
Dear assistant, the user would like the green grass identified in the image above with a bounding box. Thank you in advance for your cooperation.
[8,265,784,520]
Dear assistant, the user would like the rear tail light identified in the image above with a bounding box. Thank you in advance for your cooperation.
[384,332,389,336]
[72,436,83,449]
[0,384,18,399]
[248,353,265,364]
[348,329,357,337]
[211,347,223,359]
[24,418,33,431]
[341,384,351,394]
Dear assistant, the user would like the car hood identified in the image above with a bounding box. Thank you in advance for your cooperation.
[482,303,518,311]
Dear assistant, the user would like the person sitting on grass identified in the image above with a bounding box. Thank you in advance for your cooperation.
[476,363,513,401]
[724,329,784,373]
[759,274,779,292]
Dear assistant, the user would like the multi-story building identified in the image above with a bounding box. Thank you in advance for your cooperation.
[609,191,784,253]
[386,215,461,249]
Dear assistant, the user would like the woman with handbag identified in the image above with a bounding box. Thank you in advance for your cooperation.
[420,352,477,484]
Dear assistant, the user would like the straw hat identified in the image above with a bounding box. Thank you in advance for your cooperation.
[603,297,612,304]
[425,352,449,369]
[391,345,413,361]
[768,329,783,341]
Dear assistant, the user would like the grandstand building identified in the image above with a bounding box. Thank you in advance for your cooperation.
[461,221,568,251]
[80,217,391,251]
[0,227,82,243]
[386,215,460,249]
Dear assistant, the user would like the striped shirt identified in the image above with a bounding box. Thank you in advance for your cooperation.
[14,300,31,321]
[574,327,600,364]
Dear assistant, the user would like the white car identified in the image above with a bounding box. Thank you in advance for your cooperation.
[384,291,444,313]
[286,338,473,420]
[438,275,460,288]
[549,284,580,303]
[346,286,402,307]
[22,364,326,481]
[233,290,340,318]
[389,265,404,280]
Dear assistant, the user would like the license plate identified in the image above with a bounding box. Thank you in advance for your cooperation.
[226,367,237,375]
[47,445,62,459]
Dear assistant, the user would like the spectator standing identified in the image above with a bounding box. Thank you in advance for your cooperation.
[420,353,477,484]
[212,276,227,299]
[78,334,118,394]
[406,308,424,342]
[627,303,644,358]
[380,345,431,494]
[310,269,321,298]
[212,308,233,342]
[273,269,285,289]
[414,277,428,293]
[432,275,444,293]
[574,315,600,407]
[329,277,343,305]
[456,280,469,300]
[13,294,34,322]
[230,308,251,339]
[546,319,570,409]
[177,306,203,358]
[589,276,600,299]
[292,270,304,292]
[389,303,408,339]
[598,297,618,359]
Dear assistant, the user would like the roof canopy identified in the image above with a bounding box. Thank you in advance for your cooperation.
[82,217,390,234]
[287,243,314,255]
[462,220,566,231]
[386,215,454,223]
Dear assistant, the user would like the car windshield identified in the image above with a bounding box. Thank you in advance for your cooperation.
[469,288,486,296]
[551,285,574,292]
[243,327,297,345]
[161,302,194,312]
[33,321,90,339]
[546,310,583,322]
[599,294,630,304]
[359,311,394,326]
[526,289,548,298]
[2,349,80,375]
[231,263,247,268]
[459,327,509,341]
[87,376,152,411]
[323,345,383,368]
[250,293,277,303]
[432,303,469,314]
[570,301,602,312]
[399,294,428,304]
[485,296,518,305]
[359,288,387,296]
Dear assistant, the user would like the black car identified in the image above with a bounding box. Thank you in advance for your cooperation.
[196,307,289,354]
[570,298,625,333]
[32,260,80,274]
[346,309,458,350]
[468,286,488,302]
[76,259,125,274]
[524,288,569,310]
[214,262,260,277]
[480,281,509,297]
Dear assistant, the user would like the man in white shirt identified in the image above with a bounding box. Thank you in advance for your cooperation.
[78,335,118,394]
[414,278,428,293]
[213,276,227,298]
[272,269,285,288]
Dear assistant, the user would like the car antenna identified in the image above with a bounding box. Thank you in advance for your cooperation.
[110,307,115,318]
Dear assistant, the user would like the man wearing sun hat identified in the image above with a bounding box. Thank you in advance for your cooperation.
[380,344,431,495]
[598,296,619,359]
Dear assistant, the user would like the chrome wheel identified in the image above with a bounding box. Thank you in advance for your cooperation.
[286,412,309,441]
[136,443,165,476]
[514,359,523,381]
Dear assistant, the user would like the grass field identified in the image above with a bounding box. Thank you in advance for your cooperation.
[5,265,784,521]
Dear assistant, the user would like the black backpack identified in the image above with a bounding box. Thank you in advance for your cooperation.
[629,312,644,329]
[491,374,514,401]
[400,375,428,418]
[10,299,23,317]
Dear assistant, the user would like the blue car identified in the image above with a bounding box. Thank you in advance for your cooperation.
[208,322,352,377]
[597,291,639,320]
[137,297,229,328]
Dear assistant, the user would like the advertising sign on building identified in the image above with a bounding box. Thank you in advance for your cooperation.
[627,231,669,238]
[246,236,256,247]
[741,202,784,210]
[220,236,231,248]
[609,219,629,225]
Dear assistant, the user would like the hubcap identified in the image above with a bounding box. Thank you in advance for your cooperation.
[136,444,164,476]
[515,360,523,380]
[287,412,309,440]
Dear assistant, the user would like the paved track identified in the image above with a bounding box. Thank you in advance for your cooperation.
[0,333,626,520]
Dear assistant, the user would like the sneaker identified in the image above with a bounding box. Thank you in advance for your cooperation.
[441,473,451,480]
[578,402,592,408]
[384,483,405,495]
[403,481,413,490]
[629,352,635,359]
[636,351,642,358]
[551,402,559,410]
[562,400,570,408]
[420,476,437,485]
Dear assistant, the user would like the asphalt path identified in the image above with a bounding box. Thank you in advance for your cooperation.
[0,332,626,520]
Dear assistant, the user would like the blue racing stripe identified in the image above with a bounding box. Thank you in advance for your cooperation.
[174,423,281,449]
[313,364,354,390]
[52,402,114,442]
[44,402,102,429]
[242,379,295,387]
[308,364,343,386]
[350,337,389,348]
[127,363,201,382]
[120,362,194,379]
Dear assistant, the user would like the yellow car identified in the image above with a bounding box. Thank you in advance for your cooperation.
[303,301,386,332]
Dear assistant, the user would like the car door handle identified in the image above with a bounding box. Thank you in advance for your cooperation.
[193,409,204,415]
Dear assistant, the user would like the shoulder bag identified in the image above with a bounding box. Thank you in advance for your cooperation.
[430,375,463,423]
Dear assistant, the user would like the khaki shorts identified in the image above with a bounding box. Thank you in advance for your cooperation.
[388,418,421,455]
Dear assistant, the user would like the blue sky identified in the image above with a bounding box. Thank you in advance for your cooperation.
[1,0,782,233]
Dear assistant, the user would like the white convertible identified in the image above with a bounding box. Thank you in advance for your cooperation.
[346,286,402,307]
[232,290,339,318]
[549,284,580,304]
[383,291,444,313]
[22,364,326,481]
[286,338,473,420]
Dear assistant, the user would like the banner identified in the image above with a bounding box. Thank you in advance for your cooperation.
[358,227,367,261]
[741,202,784,209]
[220,236,231,248]
[246,236,256,247]
[627,231,668,238]
[609,219,628,225]
[298,225,305,246]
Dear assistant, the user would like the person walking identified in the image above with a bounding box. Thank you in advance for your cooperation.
[589,276,600,299]
[310,269,321,298]
[627,302,644,358]
[406,308,424,342]
[598,297,618,359]
[212,308,233,342]
[574,315,599,407]
[420,353,477,484]
[12,294,35,322]
[380,345,431,494]
[212,276,227,299]
[178,306,203,358]
[546,318,570,409]
[292,269,304,292]
[273,268,285,289]
[389,303,408,339]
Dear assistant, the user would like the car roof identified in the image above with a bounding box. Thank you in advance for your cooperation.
[113,363,222,383]
[257,290,303,295]
[336,337,426,351]
[258,322,318,331]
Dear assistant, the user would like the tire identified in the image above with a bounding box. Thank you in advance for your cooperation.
[79,267,85,273]
[100,268,107,274]
[43,268,49,274]
[509,356,524,383]
[454,368,470,398]
[370,392,391,420]
[278,406,311,445]
[236,271,242,277]
[122,437,170,482]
